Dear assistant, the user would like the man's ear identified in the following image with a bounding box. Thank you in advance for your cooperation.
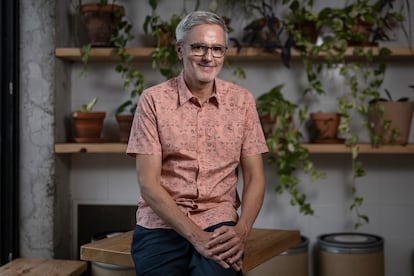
[176,43,183,60]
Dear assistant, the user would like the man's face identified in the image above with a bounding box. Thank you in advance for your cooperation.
[177,24,226,85]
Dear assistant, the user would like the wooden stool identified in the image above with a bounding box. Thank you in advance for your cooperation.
[0,258,87,276]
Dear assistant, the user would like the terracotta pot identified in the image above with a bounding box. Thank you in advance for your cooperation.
[309,112,341,143]
[72,111,106,142]
[243,17,281,47]
[260,114,277,138]
[349,19,373,46]
[80,3,125,47]
[368,101,414,145]
[116,114,134,143]
[299,20,319,44]
[157,31,172,47]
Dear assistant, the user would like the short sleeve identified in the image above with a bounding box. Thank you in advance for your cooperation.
[241,93,269,156]
[126,92,162,157]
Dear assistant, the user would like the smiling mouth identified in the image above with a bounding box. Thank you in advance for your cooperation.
[199,62,216,68]
[198,63,217,69]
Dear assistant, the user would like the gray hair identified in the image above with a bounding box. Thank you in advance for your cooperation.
[175,11,228,45]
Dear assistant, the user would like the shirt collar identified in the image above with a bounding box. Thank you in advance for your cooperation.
[177,71,220,107]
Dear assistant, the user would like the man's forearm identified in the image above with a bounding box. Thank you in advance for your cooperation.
[136,155,202,241]
[237,154,266,237]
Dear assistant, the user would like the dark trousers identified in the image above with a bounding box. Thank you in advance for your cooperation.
[131,221,243,276]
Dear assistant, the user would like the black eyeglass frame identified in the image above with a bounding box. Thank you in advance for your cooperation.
[188,43,228,58]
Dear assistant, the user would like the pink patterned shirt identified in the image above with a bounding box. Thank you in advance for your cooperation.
[127,72,268,229]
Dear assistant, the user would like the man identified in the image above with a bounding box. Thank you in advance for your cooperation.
[127,10,268,276]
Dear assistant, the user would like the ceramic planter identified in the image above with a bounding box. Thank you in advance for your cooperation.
[72,111,106,142]
[368,101,414,145]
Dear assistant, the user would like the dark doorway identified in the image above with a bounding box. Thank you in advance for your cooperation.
[77,204,136,258]
[0,0,19,265]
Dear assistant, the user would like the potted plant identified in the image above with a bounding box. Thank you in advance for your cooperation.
[72,97,106,142]
[78,0,127,77]
[241,0,282,49]
[111,17,144,142]
[220,0,292,67]
[256,84,294,138]
[111,50,144,142]
[368,88,414,145]
[78,0,145,142]
[115,113,134,143]
[283,0,320,46]
[143,0,186,47]
[308,112,342,144]
[143,0,185,79]
[114,79,142,143]
[80,0,125,47]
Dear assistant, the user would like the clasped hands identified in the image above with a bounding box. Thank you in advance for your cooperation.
[202,225,246,271]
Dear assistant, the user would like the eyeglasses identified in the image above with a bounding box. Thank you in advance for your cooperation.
[188,43,228,58]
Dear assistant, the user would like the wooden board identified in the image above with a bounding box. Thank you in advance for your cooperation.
[0,258,87,276]
[80,228,300,272]
[243,228,301,272]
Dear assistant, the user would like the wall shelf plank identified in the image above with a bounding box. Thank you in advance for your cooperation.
[55,47,414,62]
[55,143,127,153]
[55,143,414,154]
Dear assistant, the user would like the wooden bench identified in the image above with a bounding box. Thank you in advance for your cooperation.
[0,258,87,275]
[80,228,300,272]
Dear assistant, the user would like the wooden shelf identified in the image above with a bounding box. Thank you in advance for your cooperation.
[55,143,127,153]
[55,47,414,62]
[55,143,414,154]
[304,144,414,154]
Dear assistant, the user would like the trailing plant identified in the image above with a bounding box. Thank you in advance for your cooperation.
[79,43,92,78]
[349,146,368,230]
[257,84,326,215]
[334,47,391,229]
[335,47,391,230]
[79,0,145,115]
[111,13,144,114]
[282,0,408,229]
[143,0,189,79]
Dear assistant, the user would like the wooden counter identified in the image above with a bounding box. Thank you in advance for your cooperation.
[80,228,300,272]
